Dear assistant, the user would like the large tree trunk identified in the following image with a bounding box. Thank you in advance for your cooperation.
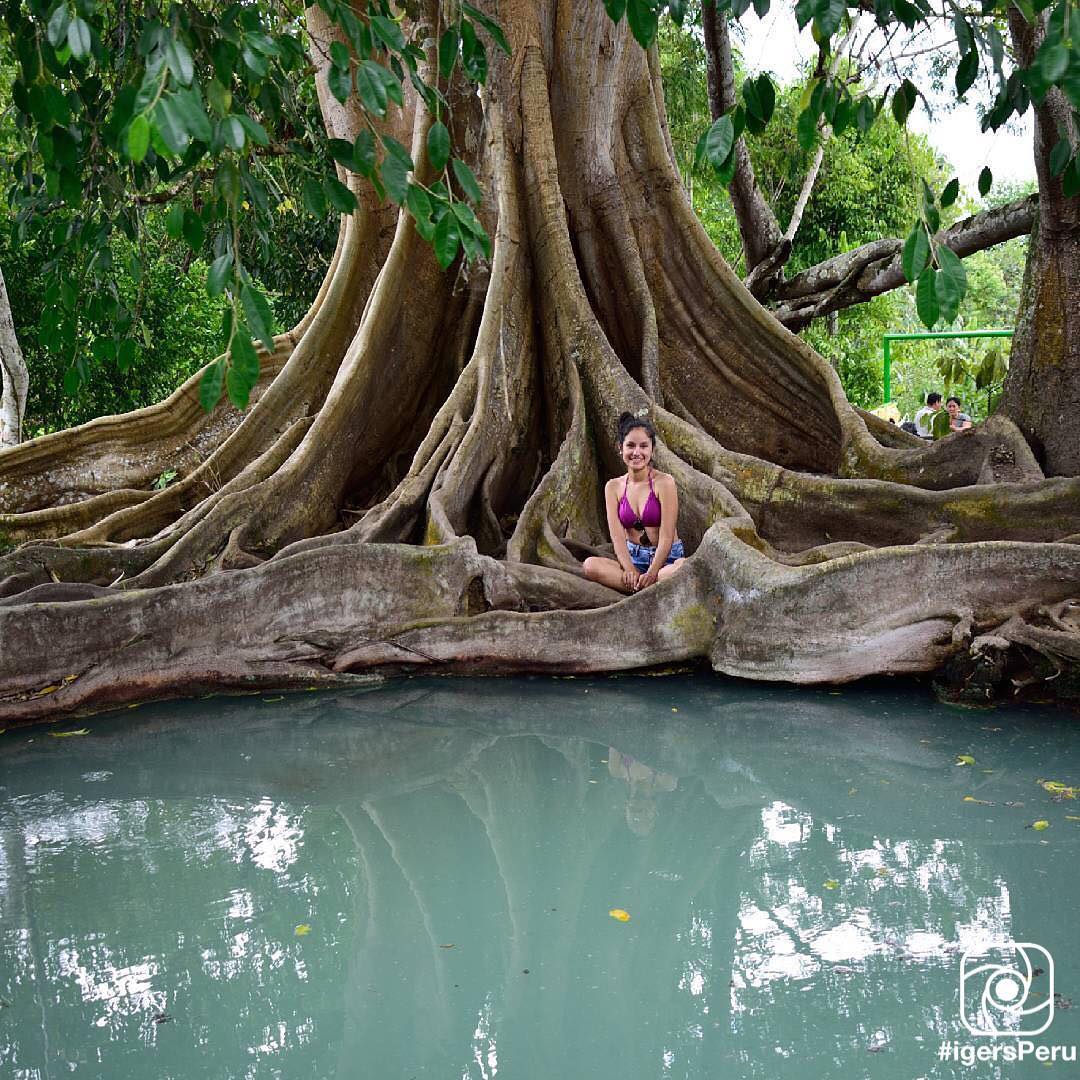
[999,7,1080,477]
[1,0,1079,726]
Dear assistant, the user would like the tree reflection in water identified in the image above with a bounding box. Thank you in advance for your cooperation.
[1,677,1078,1078]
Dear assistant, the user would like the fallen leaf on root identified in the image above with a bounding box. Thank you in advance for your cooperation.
[609,908,631,922]
[49,728,90,738]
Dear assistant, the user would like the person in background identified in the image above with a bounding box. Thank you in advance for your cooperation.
[946,396,973,431]
[913,392,943,439]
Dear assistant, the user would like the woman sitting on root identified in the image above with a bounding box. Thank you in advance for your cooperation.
[583,413,685,593]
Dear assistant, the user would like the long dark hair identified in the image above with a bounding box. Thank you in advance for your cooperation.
[617,411,656,447]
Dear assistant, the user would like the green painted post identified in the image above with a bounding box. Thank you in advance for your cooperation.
[880,329,1014,405]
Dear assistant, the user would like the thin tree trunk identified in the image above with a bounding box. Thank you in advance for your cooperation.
[0,265,28,447]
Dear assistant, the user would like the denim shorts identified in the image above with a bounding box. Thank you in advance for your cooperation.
[626,538,685,573]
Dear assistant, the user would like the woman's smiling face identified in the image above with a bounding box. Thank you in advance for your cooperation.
[621,427,654,470]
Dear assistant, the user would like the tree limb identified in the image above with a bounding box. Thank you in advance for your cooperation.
[769,194,1038,330]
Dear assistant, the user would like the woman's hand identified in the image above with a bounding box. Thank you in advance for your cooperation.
[622,568,641,592]
[635,569,659,590]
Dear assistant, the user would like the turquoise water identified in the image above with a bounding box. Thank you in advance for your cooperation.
[1,676,1079,1079]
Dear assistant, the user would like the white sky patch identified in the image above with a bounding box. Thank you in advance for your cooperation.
[739,5,1036,192]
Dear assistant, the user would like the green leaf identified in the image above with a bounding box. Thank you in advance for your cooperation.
[67,16,91,60]
[460,20,489,83]
[127,114,151,162]
[955,50,978,96]
[356,61,389,116]
[207,252,233,296]
[173,88,213,143]
[302,176,327,217]
[452,158,483,203]
[796,107,819,151]
[354,130,376,176]
[370,15,406,52]
[428,121,451,172]
[381,153,410,204]
[603,0,627,19]
[230,326,261,383]
[434,210,460,269]
[46,5,71,48]
[182,208,204,253]
[915,267,939,327]
[439,28,460,79]
[207,79,232,117]
[221,115,246,151]
[702,115,734,169]
[166,38,195,86]
[153,96,191,155]
[63,365,81,396]
[382,135,413,171]
[940,178,960,208]
[1049,138,1072,178]
[891,79,917,125]
[237,114,269,147]
[462,3,512,55]
[1062,158,1080,198]
[323,175,358,214]
[328,63,353,105]
[330,41,351,69]
[813,0,845,39]
[1039,42,1069,83]
[165,201,185,239]
[406,185,435,240]
[199,357,225,411]
[935,244,966,323]
[902,225,931,283]
[240,284,275,351]
[978,165,993,197]
[626,0,659,48]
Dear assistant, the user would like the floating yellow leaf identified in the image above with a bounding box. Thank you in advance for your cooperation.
[1065,816,1080,822]
[49,728,89,738]
[608,908,631,922]
[963,796,992,805]
[848,787,858,795]
[1032,820,1050,831]
[671,708,678,713]
[439,943,455,949]
[875,868,890,877]
[262,696,284,703]
[955,755,975,767]
[294,924,312,936]
[1038,779,1078,799]
[824,880,839,890]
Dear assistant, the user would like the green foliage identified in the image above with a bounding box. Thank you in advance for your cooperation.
[634,0,1070,329]
[2,0,506,414]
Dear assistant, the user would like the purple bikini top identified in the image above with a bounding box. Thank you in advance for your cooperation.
[618,470,662,530]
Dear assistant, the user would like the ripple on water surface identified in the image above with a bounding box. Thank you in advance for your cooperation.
[1,676,1078,1079]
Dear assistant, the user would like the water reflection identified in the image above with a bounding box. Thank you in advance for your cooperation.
[1,677,1078,1078]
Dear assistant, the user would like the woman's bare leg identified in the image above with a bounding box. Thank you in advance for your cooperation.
[583,555,632,593]
[657,558,685,582]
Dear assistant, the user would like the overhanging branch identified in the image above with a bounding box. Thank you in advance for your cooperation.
[769,194,1038,330]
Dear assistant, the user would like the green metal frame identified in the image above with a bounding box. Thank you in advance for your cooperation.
[882,329,1013,403]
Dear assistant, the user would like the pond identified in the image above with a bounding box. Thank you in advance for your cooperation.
[1,676,1078,1079]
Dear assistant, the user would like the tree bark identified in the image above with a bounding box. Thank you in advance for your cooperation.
[0,265,28,448]
[999,7,1080,477]
[0,0,1078,724]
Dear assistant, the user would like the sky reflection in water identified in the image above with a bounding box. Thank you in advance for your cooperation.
[1,676,1078,1079]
